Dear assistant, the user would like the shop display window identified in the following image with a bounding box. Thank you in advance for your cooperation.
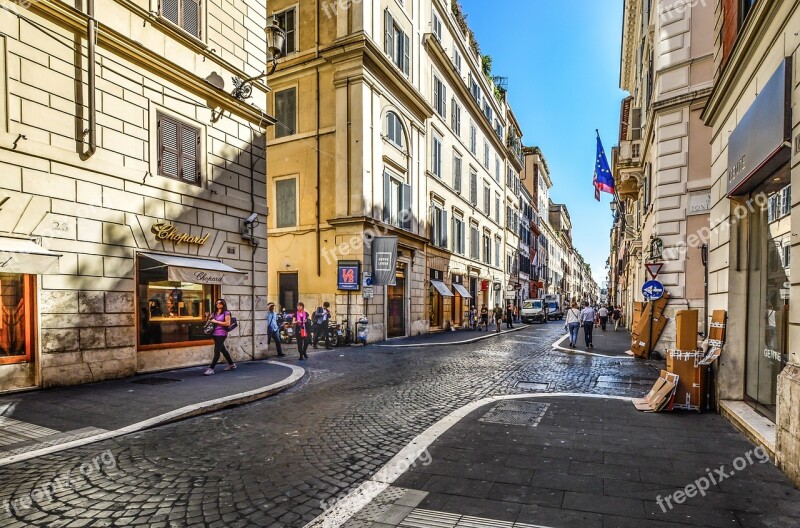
[138,259,217,349]
[0,273,35,365]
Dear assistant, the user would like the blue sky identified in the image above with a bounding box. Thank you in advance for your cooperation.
[460,0,627,286]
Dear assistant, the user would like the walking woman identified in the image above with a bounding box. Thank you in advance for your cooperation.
[204,299,236,375]
[565,301,581,348]
[294,302,311,360]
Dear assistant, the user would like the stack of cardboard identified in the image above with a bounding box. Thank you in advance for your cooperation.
[630,292,671,358]
[667,350,707,410]
[633,370,679,412]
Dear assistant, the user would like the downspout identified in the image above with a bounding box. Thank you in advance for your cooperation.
[86,0,97,157]
[249,129,259,360]
[316,0,321,277]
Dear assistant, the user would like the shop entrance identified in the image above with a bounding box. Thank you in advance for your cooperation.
[745,175,790,421]
[387,263,406,338]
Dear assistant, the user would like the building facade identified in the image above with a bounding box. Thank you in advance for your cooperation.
[702,0,800,485]
[0,0,274,391]
[612,0,714,343]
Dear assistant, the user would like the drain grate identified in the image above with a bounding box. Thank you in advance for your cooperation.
[595,375,655,389]
[515,380,551,391]
[130,377,182,386]
[479,401,550,427]
[400,508,554,528]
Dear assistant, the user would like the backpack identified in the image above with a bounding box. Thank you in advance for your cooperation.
[314,307,326,325]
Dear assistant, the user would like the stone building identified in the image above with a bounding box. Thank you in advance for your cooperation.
[702,0,800,484]
[0,0,274,391]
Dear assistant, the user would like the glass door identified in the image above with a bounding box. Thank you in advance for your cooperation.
[387,264,406,338]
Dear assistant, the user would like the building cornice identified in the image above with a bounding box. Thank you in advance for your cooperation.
[619,0,640,92]
[326,215,431,246]
[31,0,274,127]
[702,0,793,125]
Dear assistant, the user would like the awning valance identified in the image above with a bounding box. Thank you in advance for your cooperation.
[452,283,472,299]
[0,237,61,274]
[430,279,454,297]
[139,252,247,285]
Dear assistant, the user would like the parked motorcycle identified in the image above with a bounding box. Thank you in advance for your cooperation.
[326,319,353,347]
[279,312,294,344]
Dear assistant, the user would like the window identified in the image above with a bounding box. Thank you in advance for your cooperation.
[383,171,412,229]
[495,121,503,139]
[275,7,296,54]
[386,111,404,148]
[160,0,201,38]
[495,156,500,182]
[157,112,200,185]
[469,74,480,102]
[432,11,442,40]
[453,50,462,74]
[781,186,791,217]
[138,256,217,349]
[275,87,297,138]
[482,233,491,264]
[483,184,490,215]
[494,194,500,224]
[783,243,791,269]
[483,100,493,122]
[433,76,447,118]
[470,225,479,260]
[469,168,478,205]
[0,274,35,364]
[453,216,465,254]
[431,205,447,248]
[384,10,410,75]
[275,178,297,228]
[470,123,477,154]
[453,154,462,193]
[483,140,489,168]
[451,99,461,135]
[739,0,757,27]
[432,136,442,178]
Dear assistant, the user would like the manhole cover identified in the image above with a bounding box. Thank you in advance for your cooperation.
[479,401,550,427]
[130,377,182,385]
[515,381,551,391]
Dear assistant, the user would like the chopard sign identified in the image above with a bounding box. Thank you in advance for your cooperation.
[151,224,210,245]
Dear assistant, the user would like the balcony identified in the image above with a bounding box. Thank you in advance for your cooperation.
[617,139,643,167]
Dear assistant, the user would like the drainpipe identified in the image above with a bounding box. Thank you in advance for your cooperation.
[315,0,321,277]
[86,0,97,157]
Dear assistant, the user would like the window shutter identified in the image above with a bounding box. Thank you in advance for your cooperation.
[401,183,412,230]
[180,123,200,183]
[441,85,446,119]
[384,10,394,57]
[383,172,391,223]
[161,0,179,26]
[402,32,410,75]
[441,210,448,248]
[460,222,465,254]
[182,0,201,38]
[158,114,180,179]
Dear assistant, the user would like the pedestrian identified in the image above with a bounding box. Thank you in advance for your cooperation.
[266,302,285,357]
[294,302,311,360]
[203,299,236,375]
[565,301,581,348]
[480,304,489,331]
[598,305,609,331]
[505,303,514,329]
[312,301,332,349]
[612,305,622,331]
[493,303,503,333]
[468,305,477,330]
[579,302,597,349]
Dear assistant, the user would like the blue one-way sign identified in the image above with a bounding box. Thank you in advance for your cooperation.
[642,280,665,301]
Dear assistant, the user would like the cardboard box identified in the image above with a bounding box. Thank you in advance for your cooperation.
[675,310,699,350]
[666,350,706,411]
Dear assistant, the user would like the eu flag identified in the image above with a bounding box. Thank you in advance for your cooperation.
[593,131,615,201]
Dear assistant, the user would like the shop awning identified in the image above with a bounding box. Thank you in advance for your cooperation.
[452,283,472,299]
[140,252,247,285]
[0,237,61,274]
[430,279,454,297]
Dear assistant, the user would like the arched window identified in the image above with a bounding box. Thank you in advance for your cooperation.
[386,111,404,148]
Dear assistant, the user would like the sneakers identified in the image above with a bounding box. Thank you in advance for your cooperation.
[203,368,215,375]
[224,364,237,371]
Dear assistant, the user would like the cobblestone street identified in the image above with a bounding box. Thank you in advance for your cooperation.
[0,326,663,527]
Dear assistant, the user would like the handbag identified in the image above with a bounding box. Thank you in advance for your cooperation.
[203,320,215,335]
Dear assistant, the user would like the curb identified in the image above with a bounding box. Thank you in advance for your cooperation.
[551,332,637,359]
[303,392,633,528]
[0,361,305,467]
[377,324,531,348]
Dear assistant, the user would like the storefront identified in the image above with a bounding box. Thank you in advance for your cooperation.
[725,59,793,421]
[428,269,453,329]
[0,237,61,392]
[387,262,407,338]
[451,274,471,327]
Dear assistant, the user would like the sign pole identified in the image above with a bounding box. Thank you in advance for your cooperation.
[648,299,654,359]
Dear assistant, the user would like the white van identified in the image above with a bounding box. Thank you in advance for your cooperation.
[520,299,547,324]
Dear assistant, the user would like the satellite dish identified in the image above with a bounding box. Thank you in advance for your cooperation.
[205,72,225,90]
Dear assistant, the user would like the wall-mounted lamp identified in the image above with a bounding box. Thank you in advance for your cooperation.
[231,17,285,101]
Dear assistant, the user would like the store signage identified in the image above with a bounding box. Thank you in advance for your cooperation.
[727,59,792,196]
[337,261,361,291]
[371,237,398,286]
[688,191,711,216]
[151,224,210,246]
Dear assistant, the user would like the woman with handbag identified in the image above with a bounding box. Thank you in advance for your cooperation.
[565,301,581,348]
[294,302,311,360]
[203,299,236,375]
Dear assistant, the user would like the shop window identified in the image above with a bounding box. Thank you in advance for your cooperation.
[160,0,201,39]
[0,274,35,365]
[137,258,216,349]
[157,112,200,185]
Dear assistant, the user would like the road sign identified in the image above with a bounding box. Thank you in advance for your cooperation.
[642,280,665,301]
[362,272,372,287]
[363,286,374,299]
[645,262,663,279]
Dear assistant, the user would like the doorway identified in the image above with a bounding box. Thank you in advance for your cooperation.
[387,263,406,338]
[278,273,298,313]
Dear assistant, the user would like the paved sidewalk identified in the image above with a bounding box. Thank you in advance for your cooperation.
[0,360,303,465]
[317,395,800,528]
[553,324,635,358]
[379,322,530,347]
